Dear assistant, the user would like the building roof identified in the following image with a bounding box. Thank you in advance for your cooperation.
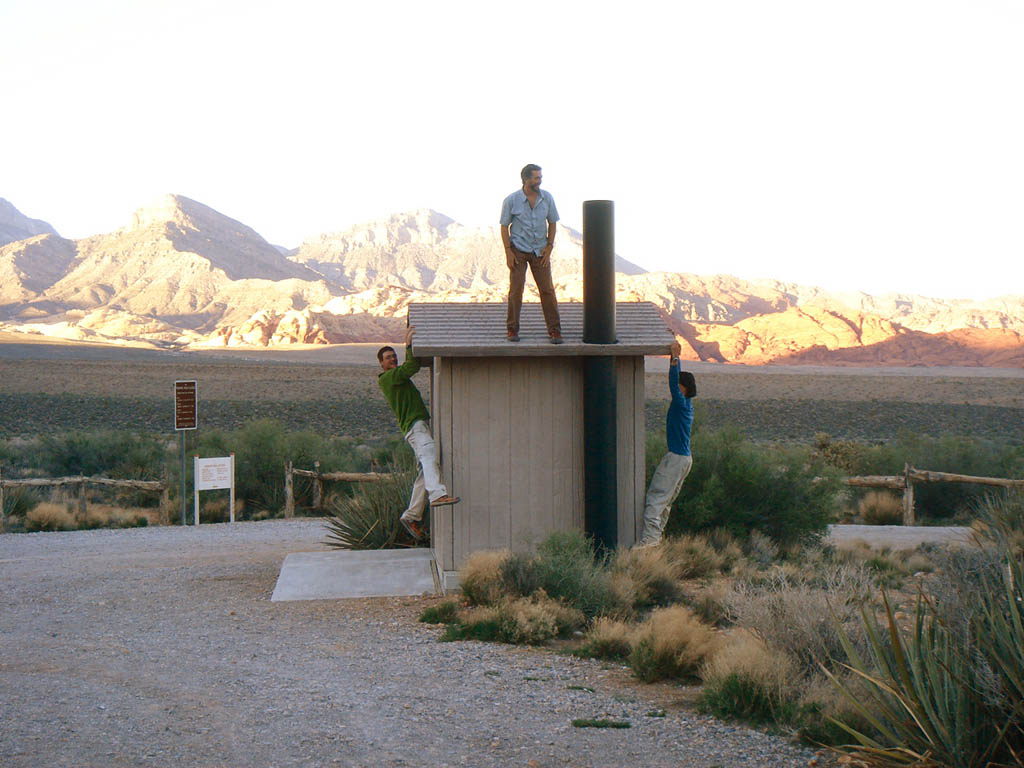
[407,302,674,357]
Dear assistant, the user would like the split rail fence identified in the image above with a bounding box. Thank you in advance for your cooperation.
[0,468,170,532]
[841,463,1024,525]
[283,461,387,517]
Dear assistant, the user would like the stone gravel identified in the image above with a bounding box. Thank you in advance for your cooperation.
[1,520,824,768]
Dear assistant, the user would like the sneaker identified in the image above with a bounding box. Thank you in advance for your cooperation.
[549,332,564,345]
[634,537,661,549]
[400,515,426,541]
[430,495,460,507]
[507,333,520,342]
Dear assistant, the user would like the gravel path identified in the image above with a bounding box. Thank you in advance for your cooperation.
[0,520,823,768]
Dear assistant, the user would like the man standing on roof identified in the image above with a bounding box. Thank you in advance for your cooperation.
[377,325,459,541]
[637,341,696,547]
[500,163,563,344]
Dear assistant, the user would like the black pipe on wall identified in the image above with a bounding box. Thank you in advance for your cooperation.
[581,200,617,551]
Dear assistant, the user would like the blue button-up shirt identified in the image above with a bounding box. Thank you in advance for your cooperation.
[500,189,559,255]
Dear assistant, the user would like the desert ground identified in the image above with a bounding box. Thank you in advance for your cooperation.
[0,339,1021,442]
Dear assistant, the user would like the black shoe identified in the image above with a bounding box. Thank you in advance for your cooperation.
[507,333,520,342]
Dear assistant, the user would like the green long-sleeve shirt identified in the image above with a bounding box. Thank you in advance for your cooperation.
[377,345,430,434]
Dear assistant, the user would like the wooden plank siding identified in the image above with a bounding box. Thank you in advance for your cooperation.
[615,356,646,547]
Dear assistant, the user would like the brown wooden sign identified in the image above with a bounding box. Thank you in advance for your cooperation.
[174,380,197,431]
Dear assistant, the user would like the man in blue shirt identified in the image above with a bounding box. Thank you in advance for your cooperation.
[500,164,563,344]
[638,341,696,547]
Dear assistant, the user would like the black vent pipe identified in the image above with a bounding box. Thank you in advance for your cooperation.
[582,200,617,552]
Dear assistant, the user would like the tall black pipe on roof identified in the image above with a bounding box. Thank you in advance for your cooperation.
[582,200,617,552]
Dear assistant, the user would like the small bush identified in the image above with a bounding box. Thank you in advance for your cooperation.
[25,502,76,531]
[661,427,840,547]
[577,617,635,660]
[613,546,680,608]
[440,605,510,642]
[535,531,625,619]
[857,490,904,525]
[419,600,461,624]
[661,534,727,578]
[499,552,543,597]
[698,629,795,724]
[628,605,720,683]
[459,550,510,606]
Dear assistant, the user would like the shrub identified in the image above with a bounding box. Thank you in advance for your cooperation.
[419,600,461,624]
[628,605,720,683]
[35,430,166,480]
[459,550,510,606]
[499,552,543,597]
[726,570,867,677]
[534,530,625,619]
[662,427,840,547]
[24,502,76,531]
[857,490,904,525]
[322,456,416,550]
[2,485,39,519]
[660,534,727,579]
[577,617,635,660]
[698,629,795,724]
[440,592,581,646]
[613,546,680,608]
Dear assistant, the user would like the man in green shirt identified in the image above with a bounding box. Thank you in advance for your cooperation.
[378,325,459,540]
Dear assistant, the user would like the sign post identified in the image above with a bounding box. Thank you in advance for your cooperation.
[174,380,197,526]
[193,453,235,525]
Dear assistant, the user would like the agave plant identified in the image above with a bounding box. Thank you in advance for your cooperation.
[824,528,1024,768]
[322,457,418,550]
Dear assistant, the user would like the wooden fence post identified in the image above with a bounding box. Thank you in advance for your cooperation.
[284,461,294,518]
[903,463,915,526]
[78,479,88,519]
[1,466,6,533]
[312,460,322,510]
[159,469,170,526]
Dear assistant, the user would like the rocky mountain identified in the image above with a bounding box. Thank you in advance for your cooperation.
[0,198,58,247]
[0,194,1021,367]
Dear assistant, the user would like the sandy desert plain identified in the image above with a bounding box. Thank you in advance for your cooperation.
[1,334,1021,444]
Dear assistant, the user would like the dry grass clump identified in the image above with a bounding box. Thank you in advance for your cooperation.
[698,628,795,723]
[25,502,76,531]
[660,535,728,579]
[439,591,583,645]
[726,576,864,676]
[613,546,680,608]
[629,605,721,683]
[578,617,635,660]
[857,490,904,525]
[460,549,509,606]
[684,581,733,627]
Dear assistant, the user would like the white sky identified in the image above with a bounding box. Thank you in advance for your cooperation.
[1,0,1021,300]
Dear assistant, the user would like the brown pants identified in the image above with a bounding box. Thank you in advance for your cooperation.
[507,247,561,336]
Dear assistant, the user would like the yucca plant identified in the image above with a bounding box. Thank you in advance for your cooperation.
[322,457,417,550]
[824,592,1007,768]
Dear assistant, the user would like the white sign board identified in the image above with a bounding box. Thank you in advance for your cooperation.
[196,457,232,490]
[193,454,235,524]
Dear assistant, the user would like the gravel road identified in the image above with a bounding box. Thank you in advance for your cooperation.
[1,520,824,768]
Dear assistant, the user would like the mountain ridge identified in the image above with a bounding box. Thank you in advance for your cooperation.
[0,194,1020,367]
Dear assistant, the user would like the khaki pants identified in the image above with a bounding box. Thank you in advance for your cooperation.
[507,247,561,336]
[402,420,447,522]
[639,452,692,545]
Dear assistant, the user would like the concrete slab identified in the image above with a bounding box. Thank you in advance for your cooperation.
[271,548,439,601]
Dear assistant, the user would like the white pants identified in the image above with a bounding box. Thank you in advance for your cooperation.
[403,420,447,521]
[639,452,692,545]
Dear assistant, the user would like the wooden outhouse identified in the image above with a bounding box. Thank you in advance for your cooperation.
[407,301,673,588]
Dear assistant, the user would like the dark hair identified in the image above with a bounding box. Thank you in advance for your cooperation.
[377,345,396,363]
[520,164,541,183]
[679,371,697,398]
